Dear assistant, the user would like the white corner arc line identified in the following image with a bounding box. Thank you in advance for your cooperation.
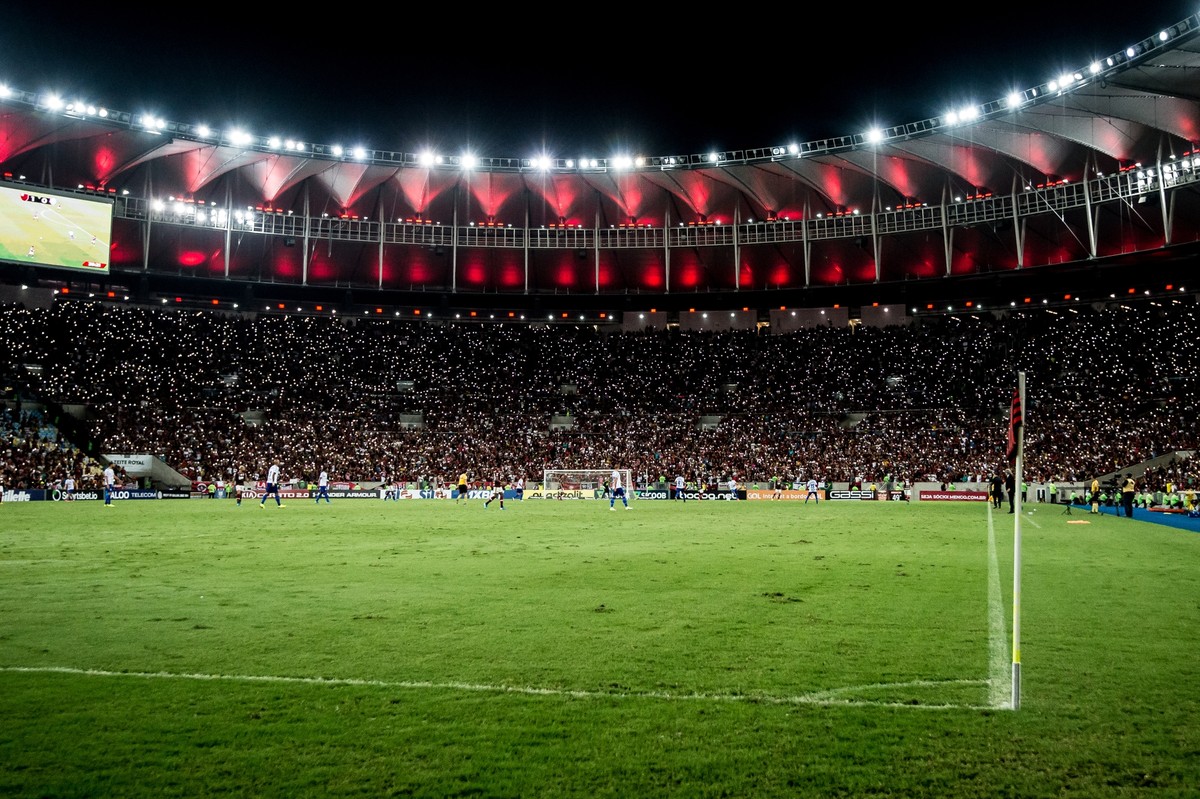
[1,666,993,710]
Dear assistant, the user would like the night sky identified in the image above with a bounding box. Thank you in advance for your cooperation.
[2,4,1190,159]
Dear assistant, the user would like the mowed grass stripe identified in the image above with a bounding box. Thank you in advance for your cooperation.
[3,497,1199,798]
[2,498,991,705]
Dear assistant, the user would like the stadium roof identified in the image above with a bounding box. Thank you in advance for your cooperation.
[2,13,1200,318]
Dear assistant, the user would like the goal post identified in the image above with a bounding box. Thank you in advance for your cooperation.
[542,468,633,499]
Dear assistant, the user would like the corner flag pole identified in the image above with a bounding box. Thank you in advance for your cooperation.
[1012,370,1026,710]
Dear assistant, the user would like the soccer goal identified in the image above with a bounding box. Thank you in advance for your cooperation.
[542,468,633,498]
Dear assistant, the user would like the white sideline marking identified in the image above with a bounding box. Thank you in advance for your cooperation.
[1,666,992,710]
[987,504,1013,708]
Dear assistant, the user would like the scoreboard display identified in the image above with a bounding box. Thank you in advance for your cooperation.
[0,182,112,274]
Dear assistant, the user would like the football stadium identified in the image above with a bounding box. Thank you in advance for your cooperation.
[2,9,1200,798]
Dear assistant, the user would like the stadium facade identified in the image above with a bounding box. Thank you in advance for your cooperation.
[2,13,1200,324]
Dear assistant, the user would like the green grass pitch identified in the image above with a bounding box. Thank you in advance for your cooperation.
[1,497,1198,797]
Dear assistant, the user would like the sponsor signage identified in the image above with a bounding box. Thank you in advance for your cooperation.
[526,489,590,500]
[676,489,739,501]
[241,488,415,501]
[918,490,989,502]
[827,490,879,501]
[635,490,669,500]
[322,489,390,499]
[52,490,101,501]
[110,489,160,500]
[247,490,312,500]
[2,489,40,501]
[744,489,823,501]
[102,454,156,475]
[159,490,191,499]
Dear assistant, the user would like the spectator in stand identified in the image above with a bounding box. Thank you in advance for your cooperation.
[4,300,1200,494]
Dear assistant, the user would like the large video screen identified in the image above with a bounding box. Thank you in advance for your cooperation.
[0,182,112,274]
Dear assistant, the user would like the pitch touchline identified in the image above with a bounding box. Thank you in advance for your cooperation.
[986,503,1013,708]
[1,666,993,710]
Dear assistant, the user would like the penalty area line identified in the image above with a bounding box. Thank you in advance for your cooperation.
[1,666,992,710]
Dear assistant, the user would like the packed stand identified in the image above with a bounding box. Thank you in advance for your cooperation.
[1,298,1198,491]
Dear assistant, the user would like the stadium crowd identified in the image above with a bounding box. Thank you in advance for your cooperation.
[2,297,1198,493]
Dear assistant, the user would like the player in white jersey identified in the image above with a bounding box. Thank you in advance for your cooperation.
[260,462,285,507]
[609,468,630,510]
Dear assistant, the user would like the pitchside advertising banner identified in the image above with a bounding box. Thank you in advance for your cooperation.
[743,489,914,501]
[238,487,456,500]
[638,489,739,500]
[2,488,157,501]
[826,490,879,500]
[744,489,824,501]
[526,488,643,500]
[918,490,989,502]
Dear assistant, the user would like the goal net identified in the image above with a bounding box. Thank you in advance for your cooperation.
[542,468,633,499]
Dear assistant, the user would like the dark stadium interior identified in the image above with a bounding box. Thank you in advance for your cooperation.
[3,11,1200,494]
[1,11,1199,320]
